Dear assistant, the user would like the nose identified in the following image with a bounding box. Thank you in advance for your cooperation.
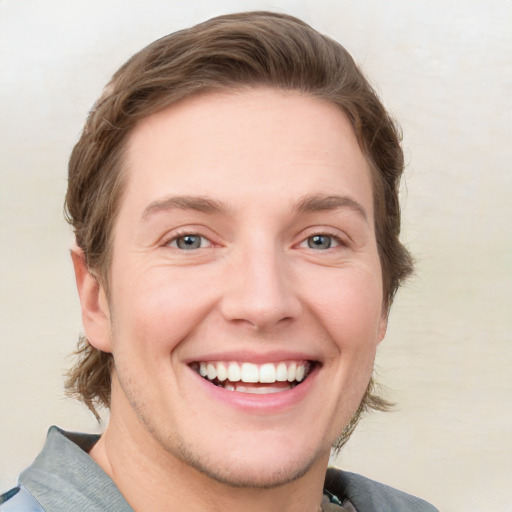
[219,242,302,331]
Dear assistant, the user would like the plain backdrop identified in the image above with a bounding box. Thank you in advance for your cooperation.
[1,1,511,511]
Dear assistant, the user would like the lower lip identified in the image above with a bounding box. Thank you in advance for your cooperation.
[190,366,319,413]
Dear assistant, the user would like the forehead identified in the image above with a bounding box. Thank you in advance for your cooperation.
[122,88,373,217]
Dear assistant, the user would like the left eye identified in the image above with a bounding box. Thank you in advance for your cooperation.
[301,234,340,250]
[168,234,211,250]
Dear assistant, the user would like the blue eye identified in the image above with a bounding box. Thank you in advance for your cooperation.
[169,234,209,250]
[306,234,338,250]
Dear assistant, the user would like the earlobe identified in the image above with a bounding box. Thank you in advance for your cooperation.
[71,246,112,353]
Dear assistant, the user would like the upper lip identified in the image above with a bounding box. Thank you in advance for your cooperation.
[184,350,322,365]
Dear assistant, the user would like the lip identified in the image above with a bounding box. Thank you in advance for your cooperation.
[183,349,322,365]
[186,360,320,413]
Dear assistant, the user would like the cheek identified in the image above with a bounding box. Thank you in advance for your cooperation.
[301,267,384,348]
[109,269,217,358]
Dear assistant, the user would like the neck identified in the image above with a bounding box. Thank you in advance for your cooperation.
[89,386,329,512]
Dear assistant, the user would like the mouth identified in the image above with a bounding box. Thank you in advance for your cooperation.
[190,360,316,394]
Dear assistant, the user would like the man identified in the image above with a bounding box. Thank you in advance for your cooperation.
[0,12,437,512]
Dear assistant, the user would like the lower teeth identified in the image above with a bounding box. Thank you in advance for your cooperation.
[211,380,298,394]
[227,384,292,394]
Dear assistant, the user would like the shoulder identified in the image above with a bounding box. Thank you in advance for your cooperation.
[0,486,45,511]
[325,468,439,512]
[4,426,132,512]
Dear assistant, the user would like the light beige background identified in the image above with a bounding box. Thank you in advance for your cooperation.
[1,1,511,511]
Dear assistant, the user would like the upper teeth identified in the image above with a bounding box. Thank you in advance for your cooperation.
[196,361,308,384]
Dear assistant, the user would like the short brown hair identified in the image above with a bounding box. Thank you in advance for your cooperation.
[65,12,413,438]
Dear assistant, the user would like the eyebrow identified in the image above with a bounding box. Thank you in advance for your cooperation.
[141,195,229,221]
[141,193,368,223]
[293,194,368,222]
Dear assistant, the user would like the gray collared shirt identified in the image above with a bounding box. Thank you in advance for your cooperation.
[18,427,133,512]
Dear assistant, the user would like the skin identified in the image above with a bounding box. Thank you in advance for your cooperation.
[73,88,387,512]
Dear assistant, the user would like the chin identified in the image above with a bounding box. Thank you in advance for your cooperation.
[175,440,325,489]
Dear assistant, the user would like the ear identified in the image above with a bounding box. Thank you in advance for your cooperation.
[71,246,112,353]
[377,310,388,346]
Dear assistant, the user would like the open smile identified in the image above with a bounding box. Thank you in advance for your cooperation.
[190,360,317,394]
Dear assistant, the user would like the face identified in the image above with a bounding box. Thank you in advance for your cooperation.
[91,88,387,487]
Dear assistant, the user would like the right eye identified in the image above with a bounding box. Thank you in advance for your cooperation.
[298,233,342,250]
[305,234,337,250]
[167,234,212,250]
